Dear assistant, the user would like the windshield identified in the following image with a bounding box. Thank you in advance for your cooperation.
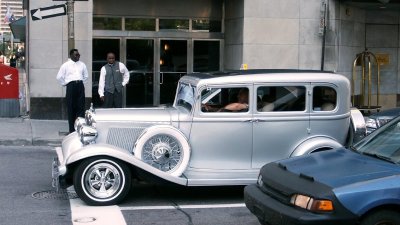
[175,82,196,111]
[354,118,400,164]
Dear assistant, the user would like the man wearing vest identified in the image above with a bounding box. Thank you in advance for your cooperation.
[98,52,130,108]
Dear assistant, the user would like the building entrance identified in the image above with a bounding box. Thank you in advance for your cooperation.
[92,38,221,107]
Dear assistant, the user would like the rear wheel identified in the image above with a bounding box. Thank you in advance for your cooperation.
[73,157,131,206]
[360,210,400,225]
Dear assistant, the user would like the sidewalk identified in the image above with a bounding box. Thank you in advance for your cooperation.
[0,117,69,146]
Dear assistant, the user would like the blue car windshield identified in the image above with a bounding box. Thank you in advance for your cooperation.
[354,118,400,164]
[175,82,195,111]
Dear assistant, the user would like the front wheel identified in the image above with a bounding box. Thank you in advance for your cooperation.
[73,157,131,206]
[360,210,400,225]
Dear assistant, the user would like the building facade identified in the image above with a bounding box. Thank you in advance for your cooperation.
[26,0,400,119]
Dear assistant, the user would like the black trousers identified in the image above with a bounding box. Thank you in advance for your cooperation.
[66,81,85,133]
[104,90,122,108]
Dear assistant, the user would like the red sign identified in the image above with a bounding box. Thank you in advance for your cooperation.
[0,64,18,99]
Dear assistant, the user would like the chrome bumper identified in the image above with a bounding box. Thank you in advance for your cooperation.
[52,147,68,190]
[51,157,60,191]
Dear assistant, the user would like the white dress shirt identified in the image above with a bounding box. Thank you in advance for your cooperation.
[56,59,89,86]
[98,62,130,97]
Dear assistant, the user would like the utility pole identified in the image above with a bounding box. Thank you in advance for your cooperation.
[66,0,74,51]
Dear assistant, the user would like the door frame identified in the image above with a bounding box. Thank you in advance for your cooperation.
[93,34,223,106]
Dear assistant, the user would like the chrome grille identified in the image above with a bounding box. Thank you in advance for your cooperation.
[107,127,145,152]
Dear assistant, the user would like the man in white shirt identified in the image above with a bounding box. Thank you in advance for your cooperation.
[98,52,129,108]
[56,49,88,133]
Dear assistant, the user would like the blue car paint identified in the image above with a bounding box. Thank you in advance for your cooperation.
[279,148,400,216]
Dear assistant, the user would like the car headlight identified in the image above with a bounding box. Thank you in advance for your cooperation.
[74,117,86,132]
[79,124,98,145]
[85,110,96,127]
[290,194,333,212]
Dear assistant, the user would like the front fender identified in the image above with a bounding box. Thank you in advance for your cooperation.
[290,136,343,157]
[63,143,187,186]
[334,176,400,216]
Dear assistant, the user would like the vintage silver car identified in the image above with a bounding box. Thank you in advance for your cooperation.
[52,69,366,206]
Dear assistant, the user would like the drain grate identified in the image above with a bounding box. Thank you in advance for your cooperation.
[32,189,78,200]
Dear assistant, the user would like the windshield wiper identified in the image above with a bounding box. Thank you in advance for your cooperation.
[362,152,397,164]
[349,146,358,152]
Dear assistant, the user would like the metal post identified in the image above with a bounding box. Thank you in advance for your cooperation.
[319,0,327,71]
[67,0,75,51]
[2,36,4,64]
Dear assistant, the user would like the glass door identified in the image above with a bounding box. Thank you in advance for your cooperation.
[125,39,154,107]
[92,39,120,107]
[193,40,220,72]
[159,40,187,105]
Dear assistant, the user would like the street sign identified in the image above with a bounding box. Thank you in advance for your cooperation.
[30,4,66,21]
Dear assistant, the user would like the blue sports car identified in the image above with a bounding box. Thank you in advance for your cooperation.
[244,115,400,225]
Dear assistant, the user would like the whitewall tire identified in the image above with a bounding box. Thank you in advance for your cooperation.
[134,125,190,177]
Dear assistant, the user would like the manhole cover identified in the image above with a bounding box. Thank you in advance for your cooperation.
[32,190,78,200]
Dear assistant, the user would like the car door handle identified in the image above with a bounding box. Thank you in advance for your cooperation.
[244,119,267,123]
[252,119,267,123]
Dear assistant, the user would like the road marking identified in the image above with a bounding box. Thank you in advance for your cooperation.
[120,203,246,211]
[68,187,127,225]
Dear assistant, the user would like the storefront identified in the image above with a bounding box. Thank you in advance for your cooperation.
[91,0,223,107]
[26,0,400,119]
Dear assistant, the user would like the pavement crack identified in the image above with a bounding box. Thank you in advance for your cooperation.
[152,185,194,225]
[171,201,194,225]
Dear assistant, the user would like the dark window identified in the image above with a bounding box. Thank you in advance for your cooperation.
[313,86,337,111]
[257,86,306,112]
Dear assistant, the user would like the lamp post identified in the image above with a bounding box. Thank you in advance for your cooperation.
[67,0,74,51]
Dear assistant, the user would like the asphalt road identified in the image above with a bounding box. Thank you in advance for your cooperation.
[0,146,260,225]
[0,146,71,225]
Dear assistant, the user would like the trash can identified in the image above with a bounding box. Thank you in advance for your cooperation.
[0,64,19,117]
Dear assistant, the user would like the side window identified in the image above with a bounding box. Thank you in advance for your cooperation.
[201,87,249,112]
[313,86,337,111]
[257,86,306,112]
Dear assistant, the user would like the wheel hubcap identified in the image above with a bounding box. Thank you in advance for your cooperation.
[84,162,122,199]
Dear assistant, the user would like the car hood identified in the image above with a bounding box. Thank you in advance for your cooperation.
[92,107,176,123]
[369,107,400,119]
[280,148,400,189]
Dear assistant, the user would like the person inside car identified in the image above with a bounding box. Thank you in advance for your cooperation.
[202,88,249,112]
[220,88,249,112]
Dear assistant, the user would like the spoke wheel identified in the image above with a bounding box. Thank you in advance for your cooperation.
[135,126,190,177]
[73,157,131,206]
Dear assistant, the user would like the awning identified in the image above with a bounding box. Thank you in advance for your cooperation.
[9,16,26,42]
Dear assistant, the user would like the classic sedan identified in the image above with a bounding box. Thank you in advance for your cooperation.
[52,70,365,206]
[244,115,400,225]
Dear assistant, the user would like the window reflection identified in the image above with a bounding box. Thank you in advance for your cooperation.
[159,19,189,31]
[192,19,221,32]
[125,18,155,31]
[93,17,122,30]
